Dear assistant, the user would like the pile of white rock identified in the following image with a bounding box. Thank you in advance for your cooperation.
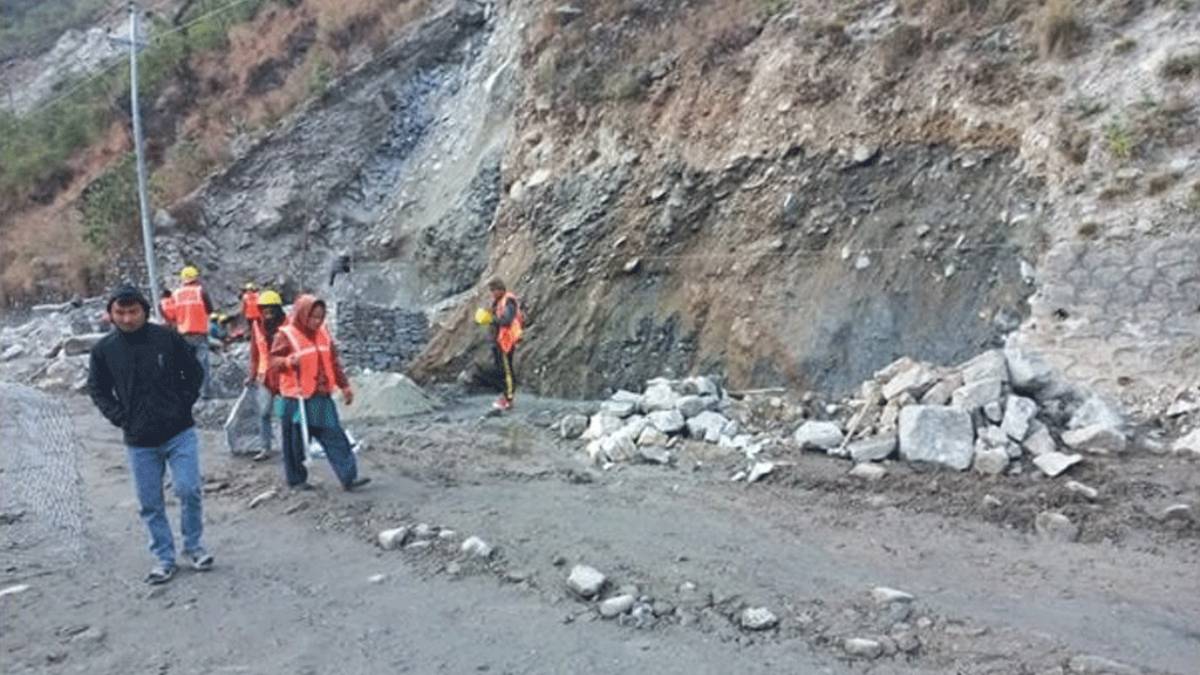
[793,347,1129,479]
[560,376,761,467]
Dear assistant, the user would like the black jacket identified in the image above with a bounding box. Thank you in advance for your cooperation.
[88,322,204,447]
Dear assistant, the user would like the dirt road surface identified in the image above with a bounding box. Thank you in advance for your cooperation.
[2,392,1198,674]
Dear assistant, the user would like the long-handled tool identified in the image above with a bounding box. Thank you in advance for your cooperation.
[223,385,251,454]
[296,392,314,469]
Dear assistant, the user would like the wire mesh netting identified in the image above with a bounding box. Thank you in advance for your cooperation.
[0,382,87,576]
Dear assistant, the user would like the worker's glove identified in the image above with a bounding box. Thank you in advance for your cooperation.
[474,308,494,326]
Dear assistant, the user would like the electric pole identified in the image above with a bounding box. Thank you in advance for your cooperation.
[112,2,162,319]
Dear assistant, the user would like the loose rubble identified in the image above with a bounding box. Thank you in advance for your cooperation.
[739,607,779,631]
[567,565,606,598]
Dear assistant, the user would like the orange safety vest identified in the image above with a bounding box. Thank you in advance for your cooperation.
[494,292,524,354]
[174,284,208,335]
[159,295,176,325]
[276,324,339,399]
[251,321,270,382]
[242,291,262,322]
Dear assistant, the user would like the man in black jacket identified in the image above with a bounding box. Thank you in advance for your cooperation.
[87,284,213,584]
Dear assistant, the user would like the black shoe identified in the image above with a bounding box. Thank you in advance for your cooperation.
[145,564,176,585]
[344,477,371,492]
[290,483,315,492]
[187,550,214,572]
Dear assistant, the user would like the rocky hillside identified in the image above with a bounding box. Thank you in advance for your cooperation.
[4,0,1200,412]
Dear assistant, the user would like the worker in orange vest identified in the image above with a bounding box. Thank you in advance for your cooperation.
[158,289,176,328]
[241,283,262,329]
[476,277,524,412]
[268,294,369,492]
[245,290,284,461]
[174,265,215,399]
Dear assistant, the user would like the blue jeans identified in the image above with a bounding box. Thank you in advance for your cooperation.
[127,427,205,567]
[280,397,357,488]
[256,384,276,452]
[184,334,212,399]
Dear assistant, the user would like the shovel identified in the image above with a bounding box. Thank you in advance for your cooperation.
[223,385,251,454]
[296,392,314,469]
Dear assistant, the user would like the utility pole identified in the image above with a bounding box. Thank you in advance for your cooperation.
[112,2,162,319]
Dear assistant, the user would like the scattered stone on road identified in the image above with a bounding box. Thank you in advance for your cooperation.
[461,536,494,559]
[739,607,779,631]
[1035,511,1080,543]
[378,527,410,550]
[0,584,31,599]
[747,461,775,483]
[598,594,636,618]
[1065,481,1099,501]
[1033,452,1083,478]
[849,463,887,481]
[1066,654,1140,674]
[567,565,606,598]
[871,587,915,605]
[368,574,387,584]
[1160,504,1193,523]
[248,489,278,509]
[843,637,884,659]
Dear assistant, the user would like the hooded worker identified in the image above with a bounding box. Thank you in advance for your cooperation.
[174,265,215,399]
[268,294,369,492]
[246,290,285,461]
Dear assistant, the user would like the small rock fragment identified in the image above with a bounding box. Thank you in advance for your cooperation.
[599,594,636,618]
[560,414,588,440]
[1161,504,1193,522]
[461,536,494,559]
[0,584,31,599]
[1035,511,1080,543]
[567,565,606,598]
[843,637,884,659]
[747,461,775,483]
[378,527,410,550]
[637,446,672,465]
[972,443,1010,475]
[871,587,915,605]
[849,463,887,481]
[368,574,387,584]
[1062,425,1127,454]
[1033,452,1083,478]
[1066,654,1140,675]
[1065,481,1099,501]
[740,607,779,631]
[848,434,897,463]
[248,489,278,509]
[793,421,844,450]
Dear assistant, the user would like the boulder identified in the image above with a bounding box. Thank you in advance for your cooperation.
[950,378,1003,412]
[560,414,589,440]
[675,395,711,419]
[1035,511,1079,542]
[640,383,680,413]
[849,434,897,463]
[686,411,731,443]
[849,463,887,481]
[1023,421,1057,456]
[739,607,779,631]
[637,446,672,465]
[874,356,917,383]
[601,400,637,418]
[982,400,1004,424]
[793,421,844,450]
[1068,396,1124,432]
[919,372,963,406]
[1061,425,1127,454]
[1001,396,1039,441]
[637,426,669,447]
[611,390,643,405]
[599,595,636,618]
[843,638,884,659]
[972,442,1009,475]
[60,332,107,356]
[881,362,938,401]
[683,376,720,397]
[378,527,410,550]
[898,406,975,470]
[647,409,686,435]
[582,413,624,440]
[959,349,1009,385]
[1003,346,1056,395]
[461,536,494,559]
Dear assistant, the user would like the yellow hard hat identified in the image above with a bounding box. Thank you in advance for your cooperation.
[243,282,258,291]
[210,312,220,321]
[180,265,200,281]
[474,308,494,326]
[218,313,228,322]
[257,289,283,307]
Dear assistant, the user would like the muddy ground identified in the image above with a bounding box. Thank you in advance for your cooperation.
[2,392,1199,674]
